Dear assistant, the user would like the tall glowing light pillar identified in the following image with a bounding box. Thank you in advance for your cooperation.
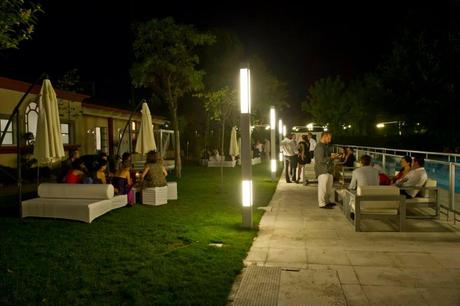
[270,106,276,181]
[240,68,252,228]
[278,119,283,162]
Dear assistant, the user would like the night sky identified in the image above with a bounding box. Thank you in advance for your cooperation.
[1,1,456,122]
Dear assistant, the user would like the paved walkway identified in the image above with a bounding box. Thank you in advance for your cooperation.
[229,167,460,306]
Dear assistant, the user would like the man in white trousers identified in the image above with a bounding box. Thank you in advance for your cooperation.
[314,132,337,208]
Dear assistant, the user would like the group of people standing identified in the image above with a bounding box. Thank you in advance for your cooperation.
[280,132,317,184]
[58,149,168,205]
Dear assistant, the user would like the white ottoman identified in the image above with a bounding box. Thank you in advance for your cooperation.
[142,186,168,206]
[167,182,178,200]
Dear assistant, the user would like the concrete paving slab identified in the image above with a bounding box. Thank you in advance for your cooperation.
[243,247,268,265]
[278,269,346,306]
[346,250,397,267]
[389,252,443,268]
[308,264,359,284]
[417,287,460,306]
[269,239,306,249]
[266,248,307,265]
[307,248,351,265]
[341,285,370,306]
[362,285,429,306]
[354,266,418,287]
[430,252,460,268]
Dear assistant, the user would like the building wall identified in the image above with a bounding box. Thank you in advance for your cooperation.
[0,77,168,168]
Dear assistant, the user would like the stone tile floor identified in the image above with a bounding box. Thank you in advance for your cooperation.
[230,171,460,306]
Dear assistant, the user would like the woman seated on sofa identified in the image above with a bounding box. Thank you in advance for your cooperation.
[64,158,89,184]
[111,159,132,194]
[391,155,412,184]
[111,158,134,205]
[93,159,108,184]
[140,150,167,188]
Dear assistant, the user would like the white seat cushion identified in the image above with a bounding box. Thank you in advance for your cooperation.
[357,186,400,211]
[38,183,114,199]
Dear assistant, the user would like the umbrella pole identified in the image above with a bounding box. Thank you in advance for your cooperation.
[115,100,144,159]
[16,111,22,215]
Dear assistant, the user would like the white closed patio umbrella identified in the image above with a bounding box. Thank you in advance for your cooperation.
[33,79,65,165]
[135,102,157,154]
[229,126,239,160]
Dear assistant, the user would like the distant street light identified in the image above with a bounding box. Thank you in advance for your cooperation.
[240,68,252,228]
[376,121,403,135]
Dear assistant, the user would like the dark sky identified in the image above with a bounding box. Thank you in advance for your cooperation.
[1,1,456,122]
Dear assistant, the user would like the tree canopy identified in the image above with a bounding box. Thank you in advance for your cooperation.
[131,17,215,177]
[0,0,43,50]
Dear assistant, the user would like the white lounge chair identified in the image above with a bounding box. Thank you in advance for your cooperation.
[21,183,127,223]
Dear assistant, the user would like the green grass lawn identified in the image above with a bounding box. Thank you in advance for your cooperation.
[0,164,279,305]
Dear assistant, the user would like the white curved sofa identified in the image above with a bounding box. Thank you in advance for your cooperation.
[21,183,127,223]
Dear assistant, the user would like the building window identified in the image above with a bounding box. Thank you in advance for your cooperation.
[95,127,108,153]
[25,102,39,139]
[61,123,70,144]
[0,119,13,145]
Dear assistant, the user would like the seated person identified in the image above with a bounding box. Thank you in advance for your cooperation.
[112,160,133,194]
[64,158,88,184]
[391,155,412,184]
[349,155,379,190]
[338,155,379,219]
[58,149,80,183]
[371,163,391,185]
[209,149,221,162]
[111,159,134,206]
[343,147,356,167]
[140,150,167,189]
[93,159,108,184]
[395,155,427,198]
[333,147,356,178]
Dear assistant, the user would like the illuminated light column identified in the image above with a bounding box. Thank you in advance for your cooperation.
[240,68,252,228]
[270,106,276,181]
[278,119,283,162]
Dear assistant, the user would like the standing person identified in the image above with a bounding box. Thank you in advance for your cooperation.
[280,134,298,183]
[307,133,317,161]
[297,135,311,184]
[314,132,337,208]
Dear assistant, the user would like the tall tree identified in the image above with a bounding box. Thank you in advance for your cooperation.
[196,87,238,189]
[0,0,43,50]
[377,6,460,144]
[249,55,290,124]
[131,18,215,177]
[302,76,348,133]
[56,68,84,93]
[343,74,383,135]
[200,29,244,149]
